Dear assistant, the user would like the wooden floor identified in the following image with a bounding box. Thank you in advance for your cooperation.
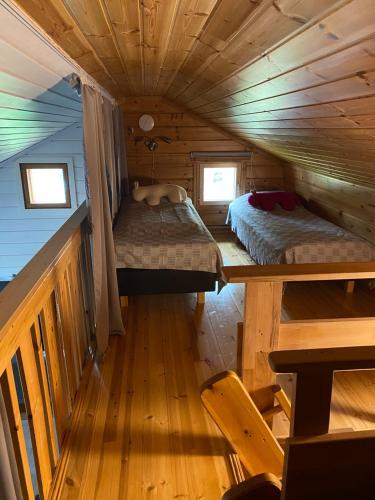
[54,229,375,499]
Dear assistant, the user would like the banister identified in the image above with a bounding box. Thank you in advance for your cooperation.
[269,345,375,373]
[0,202,88,372]
[223,261,375,283]
[270,345,375,437]
[0,202,93,499]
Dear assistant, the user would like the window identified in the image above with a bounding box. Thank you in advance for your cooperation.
[199,162,240,204]
[20,163,71,209]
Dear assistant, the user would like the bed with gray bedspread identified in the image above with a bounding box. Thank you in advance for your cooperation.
[227,193,375,265]
[114,197,223,274]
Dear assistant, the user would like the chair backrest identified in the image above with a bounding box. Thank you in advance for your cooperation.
[269,346,375,499]
[282,429,375,500]
[201,371,284,478]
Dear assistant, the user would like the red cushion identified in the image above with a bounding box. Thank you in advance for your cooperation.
[248,191,302,211]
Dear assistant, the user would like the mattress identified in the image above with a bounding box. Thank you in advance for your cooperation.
[113,197,223,274]
[227,193,375,265]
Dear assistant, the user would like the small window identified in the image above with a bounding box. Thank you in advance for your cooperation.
[199,162,240,204]
[20,163,71,209]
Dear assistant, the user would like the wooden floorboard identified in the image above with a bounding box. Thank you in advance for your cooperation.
[54,233,375,498]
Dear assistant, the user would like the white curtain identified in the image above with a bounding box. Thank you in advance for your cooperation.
[82,85,125,355]
[113,106,129,200]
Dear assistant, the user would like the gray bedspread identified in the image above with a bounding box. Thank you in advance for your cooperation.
[114,198,223,275]
[227,194,375,264]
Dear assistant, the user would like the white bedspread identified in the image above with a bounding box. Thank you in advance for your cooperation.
[114,198,223,274]
[227,194,375,264]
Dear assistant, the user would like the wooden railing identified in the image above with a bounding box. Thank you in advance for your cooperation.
[0,203,94,499]
[223,262,375,412]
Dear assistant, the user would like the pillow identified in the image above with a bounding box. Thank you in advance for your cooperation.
[132,183,187,206]
[248,191,302,211]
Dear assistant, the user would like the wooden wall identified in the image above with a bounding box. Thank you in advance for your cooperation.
[16,0,375,240]
[0,123,86,281]
[122,96,284,225]
[285,164,375,245]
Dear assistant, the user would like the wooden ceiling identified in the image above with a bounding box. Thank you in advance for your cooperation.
[12,0,375,187]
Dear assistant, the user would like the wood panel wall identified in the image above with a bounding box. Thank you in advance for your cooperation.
[285,164,375,245]
[16,0,375,240]
[122,97,284,225]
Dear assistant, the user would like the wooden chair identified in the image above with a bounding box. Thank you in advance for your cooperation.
[201,372,290,478]
[201,346,375,500]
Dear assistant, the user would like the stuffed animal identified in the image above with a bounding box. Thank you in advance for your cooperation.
[132,183,187,206]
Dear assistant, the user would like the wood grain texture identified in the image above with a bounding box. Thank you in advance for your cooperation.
[0,363,35,499]
[51,234,375,498]
[15,0,375,240]
[242,281,283,411]
[285,164,375,244]
[226,260,375,411]
[201,370,284,477]
[122,96,284,224]
[0,204,93,499]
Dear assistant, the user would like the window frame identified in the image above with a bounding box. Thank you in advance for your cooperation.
[20,162,72,209]
[198,161,242,206]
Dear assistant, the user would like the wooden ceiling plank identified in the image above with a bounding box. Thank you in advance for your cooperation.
[230,128,375,141]
[200,70,375,120]
[165,0,277,99]
[241,134,375,151]
[140,0,181,95]
[171,0,346,102]
[241,141,374,167]
[212,97,375,122]
[192,37,375,113]
[255,143,375,162]
[102,0,143,93]
[96,0,136,92]
[178,0,367,107]
[227,116,364,129]
[154,0,218,96]
[61,0,131,94]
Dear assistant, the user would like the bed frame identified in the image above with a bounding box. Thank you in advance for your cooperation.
[116,268,217,298]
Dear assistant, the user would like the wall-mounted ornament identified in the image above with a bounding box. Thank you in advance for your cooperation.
[139,114,155,132]
[134,135,173,183]
[134,135,172,152]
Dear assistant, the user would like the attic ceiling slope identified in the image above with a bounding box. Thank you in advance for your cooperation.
[0,1,82,164]
[13,0,375,188]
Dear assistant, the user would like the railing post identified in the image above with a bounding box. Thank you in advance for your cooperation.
[242,280,283,412]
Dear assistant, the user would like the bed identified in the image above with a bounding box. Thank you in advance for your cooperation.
[227,193,375,265]
[113,197,223,296]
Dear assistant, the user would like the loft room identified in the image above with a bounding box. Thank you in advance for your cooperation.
[0,0,375,499]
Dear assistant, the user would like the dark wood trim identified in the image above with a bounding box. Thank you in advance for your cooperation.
[116,268,217,296]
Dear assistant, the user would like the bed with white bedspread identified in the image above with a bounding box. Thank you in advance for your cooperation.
[227,193,375,265]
